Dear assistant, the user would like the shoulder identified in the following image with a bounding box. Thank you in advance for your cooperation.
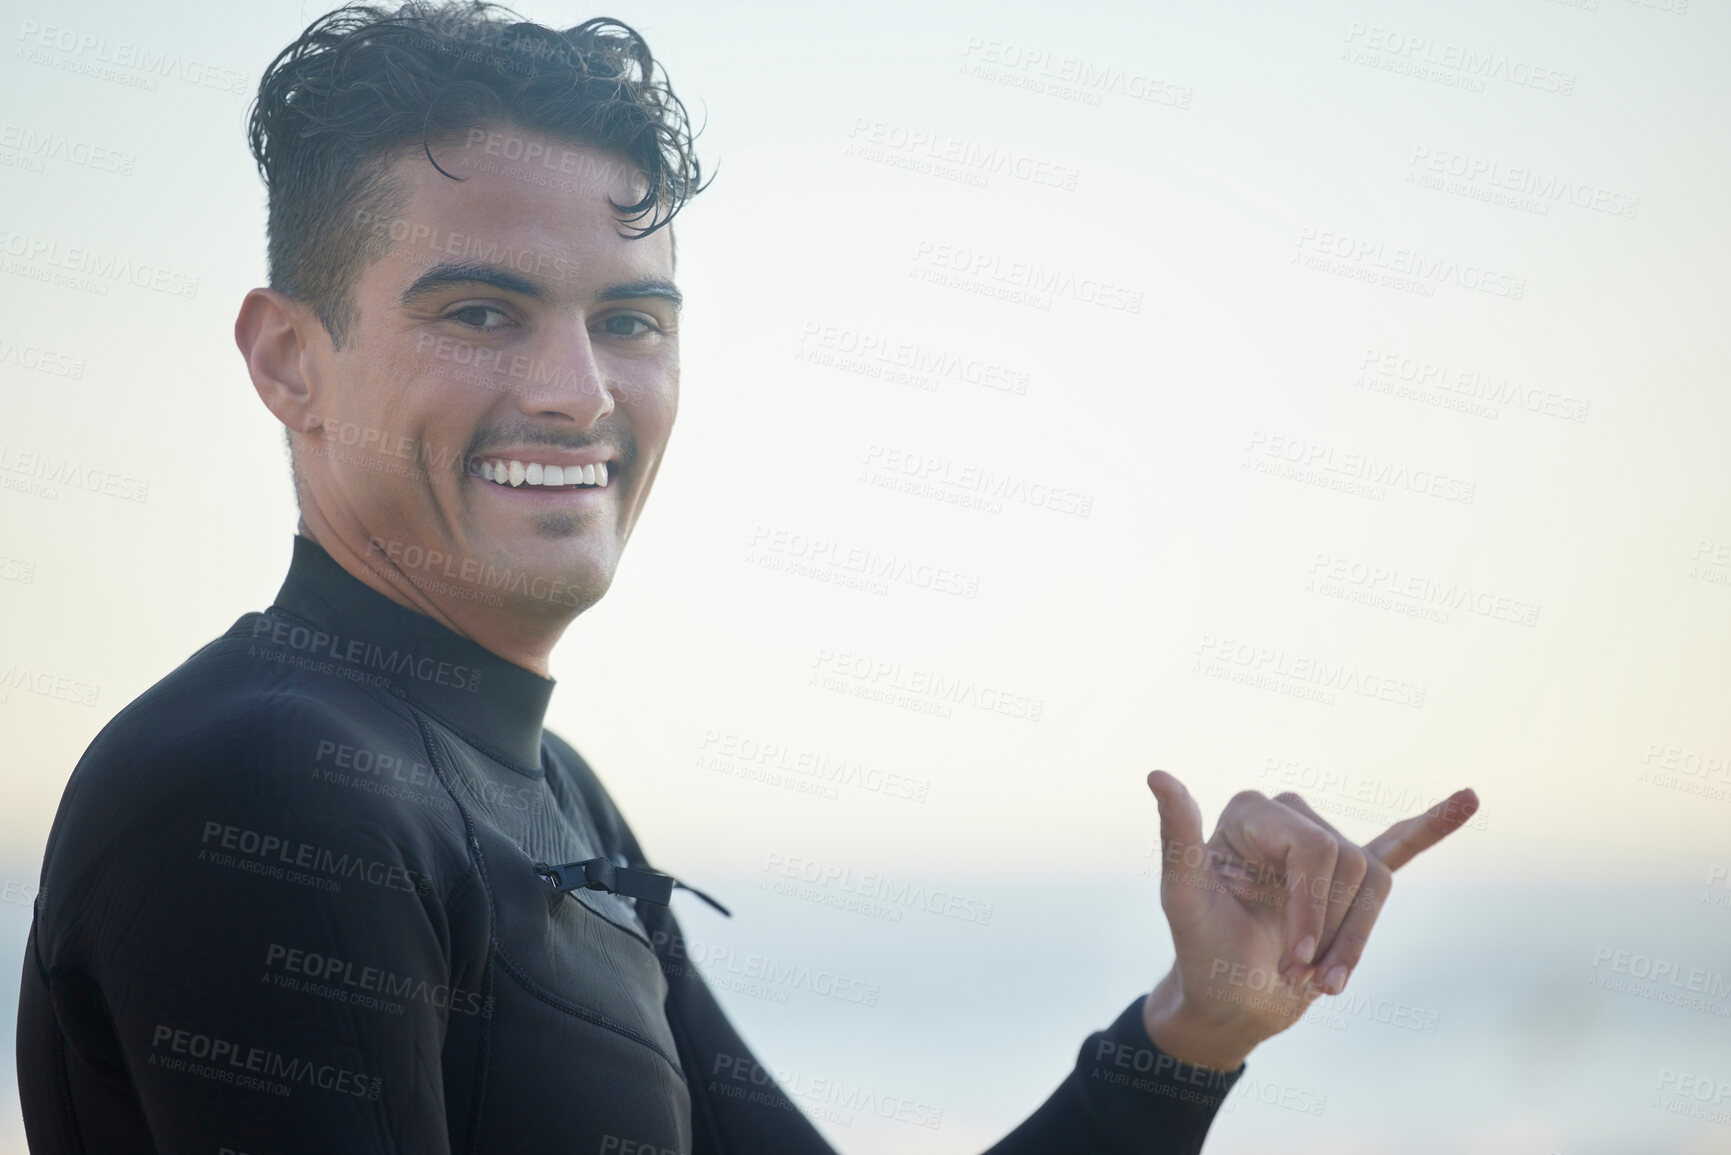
[39,627,473,932]
[63,626,423,808]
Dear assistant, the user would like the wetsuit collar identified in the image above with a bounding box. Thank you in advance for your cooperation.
[269,534,552,771]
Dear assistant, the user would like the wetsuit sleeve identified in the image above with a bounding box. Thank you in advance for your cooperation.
[979,998,1242,1154]
[560,738,1240,1155]
[20,691,481,1155]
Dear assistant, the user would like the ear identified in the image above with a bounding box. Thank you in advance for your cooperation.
[234,287,332,439]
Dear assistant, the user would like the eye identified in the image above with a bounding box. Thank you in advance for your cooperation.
[446,304,514,330]
[599,314,657,338]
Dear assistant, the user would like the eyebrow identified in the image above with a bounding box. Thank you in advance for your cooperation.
[398,261,682,311]
[598,279,683,311]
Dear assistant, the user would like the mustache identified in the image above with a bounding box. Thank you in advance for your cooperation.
[464,424,637,467]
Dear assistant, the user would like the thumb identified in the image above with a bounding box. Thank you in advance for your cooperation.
[1147,770,1209,920]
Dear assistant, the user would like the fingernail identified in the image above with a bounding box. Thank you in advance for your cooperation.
[1323,965,1349,994]
[1295,936,1317,966]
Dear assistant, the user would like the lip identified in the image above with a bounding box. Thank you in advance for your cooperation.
[465,449,619,499]
[470,478,613,502]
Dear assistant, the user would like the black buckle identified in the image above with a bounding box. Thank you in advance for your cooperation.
[535,858,731,916]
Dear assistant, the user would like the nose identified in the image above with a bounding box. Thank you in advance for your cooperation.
[514,318,616,427]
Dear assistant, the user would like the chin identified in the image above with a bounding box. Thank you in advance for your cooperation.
[527,553,616,617]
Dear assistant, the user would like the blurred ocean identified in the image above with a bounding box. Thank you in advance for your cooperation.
[4,872,1727,1154]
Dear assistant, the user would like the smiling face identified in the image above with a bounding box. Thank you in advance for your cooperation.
[287,127,679,630]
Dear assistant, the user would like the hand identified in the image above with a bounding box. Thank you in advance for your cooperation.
[1137,771,1478,1071]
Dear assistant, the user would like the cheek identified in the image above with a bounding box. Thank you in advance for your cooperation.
[622,372,678,439]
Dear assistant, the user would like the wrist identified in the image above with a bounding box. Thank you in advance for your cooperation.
[1140,970,1256,1072]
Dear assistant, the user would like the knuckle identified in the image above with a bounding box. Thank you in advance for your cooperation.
[1229,789,1268,809]
[1272,791,1306,809]
[1302,825,1338,858]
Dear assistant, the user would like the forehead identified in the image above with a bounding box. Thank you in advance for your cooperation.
[369,126,671,293]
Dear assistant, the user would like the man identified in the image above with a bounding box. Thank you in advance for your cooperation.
[16,3,1477,1152]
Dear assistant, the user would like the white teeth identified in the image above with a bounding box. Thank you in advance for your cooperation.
[480,457,610,488]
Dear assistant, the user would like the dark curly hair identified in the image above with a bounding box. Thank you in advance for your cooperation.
[247,1,705,349]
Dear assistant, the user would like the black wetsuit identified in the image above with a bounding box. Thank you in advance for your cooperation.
[18,534,1243,1153]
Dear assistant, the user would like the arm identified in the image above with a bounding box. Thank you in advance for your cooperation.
[979,993,1241,1155]
[565,743,1473,1154]
[566,742,1235,1155]
[20,696,481,1154]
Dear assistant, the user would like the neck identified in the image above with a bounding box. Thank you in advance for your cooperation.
[295,513,572,678]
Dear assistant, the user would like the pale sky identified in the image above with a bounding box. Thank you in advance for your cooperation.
[2,0,1728,1150]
